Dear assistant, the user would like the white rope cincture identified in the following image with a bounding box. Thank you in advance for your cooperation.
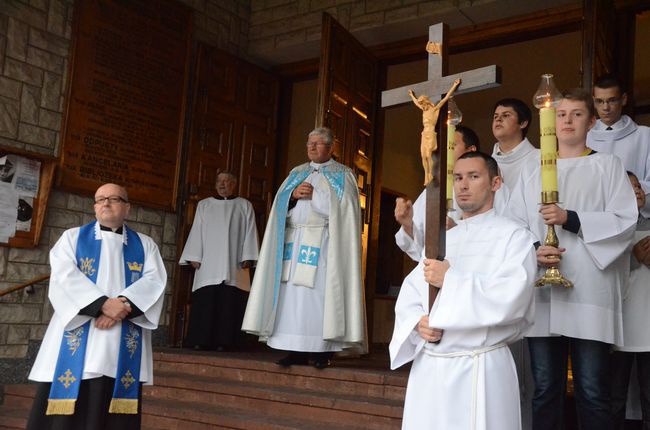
[423,343,507,430]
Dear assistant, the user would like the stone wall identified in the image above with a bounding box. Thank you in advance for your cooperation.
[249,0,436,48]
[0,0,251,384]
[179,0,251,57]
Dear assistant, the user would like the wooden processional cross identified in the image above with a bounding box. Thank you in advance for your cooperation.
[381,23,501,311]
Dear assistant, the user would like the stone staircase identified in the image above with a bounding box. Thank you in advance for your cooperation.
[0,348,407,429]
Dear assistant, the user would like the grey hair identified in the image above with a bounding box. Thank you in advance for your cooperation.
[217,171,238,183]
[308,127,334,146]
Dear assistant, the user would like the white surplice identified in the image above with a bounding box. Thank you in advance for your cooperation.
[395,185,510,262]
[390,210,537,430]
[618,223,650,352]
[29,224,167,384]
[588,116,650,217]
[179,197,259,292]
[491,138,539,190]
[507,152,637,345]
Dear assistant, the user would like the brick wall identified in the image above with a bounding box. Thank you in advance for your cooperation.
[0,0,251,383]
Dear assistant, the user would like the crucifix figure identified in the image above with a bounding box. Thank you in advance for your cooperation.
[381,23,501,311]
[408,79,461,185]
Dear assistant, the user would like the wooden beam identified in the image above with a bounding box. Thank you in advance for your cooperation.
[271,58,319,81]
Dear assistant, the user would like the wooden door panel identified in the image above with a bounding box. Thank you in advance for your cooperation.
[351,108,373,160]
[316,13,379,345]
[330,32,350,86]
[245,70,279,119]
[353,59,374,103]
[582,0,616,88]
[205,50,237,104]
[240,125,275,228]
[325,93,347,161]
[170,44,279,346]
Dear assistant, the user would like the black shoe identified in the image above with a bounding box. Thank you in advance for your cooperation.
[276,352,309,367]
[313,359,331,369]
[311,351,333,369]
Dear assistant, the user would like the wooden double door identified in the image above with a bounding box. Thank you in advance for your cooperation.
[169,45,280,345]
[170,15,382,347]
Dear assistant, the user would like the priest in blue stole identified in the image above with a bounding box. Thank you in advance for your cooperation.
[242,127,366,369]
[27,183,167,430]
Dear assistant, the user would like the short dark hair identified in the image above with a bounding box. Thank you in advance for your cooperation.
[594,73,625,94]
[493,98,532,137]
[455,124,480,152]
[562,88,596,118]
[456,151,499,180]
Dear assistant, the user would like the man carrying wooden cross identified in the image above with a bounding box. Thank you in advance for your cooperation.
[389,152,537,430]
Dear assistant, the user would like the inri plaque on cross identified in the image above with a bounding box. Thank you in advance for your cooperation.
[381,23,501,311]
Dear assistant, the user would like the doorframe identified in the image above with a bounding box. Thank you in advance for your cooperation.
[269,4,586,346]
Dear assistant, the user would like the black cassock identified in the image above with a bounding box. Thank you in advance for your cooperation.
[27,376,142,430]
[185,282,249,350]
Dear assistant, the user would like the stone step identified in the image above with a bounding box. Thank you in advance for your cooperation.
[153,350,407,402]
[1,385,401,430]
[0,349,406,429]
[143,397,374,430]
[2,384,36,410]
[148,370,403,421]
[0,405,28,429]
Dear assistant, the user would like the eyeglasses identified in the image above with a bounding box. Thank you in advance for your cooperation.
[94,196,128,204]
[594,97,621,106]
[305,141,331,147]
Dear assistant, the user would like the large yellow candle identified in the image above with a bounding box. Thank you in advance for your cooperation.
[539,106,558,202]
[446,123,455,208]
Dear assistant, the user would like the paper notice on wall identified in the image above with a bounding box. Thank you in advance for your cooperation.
[14,157,40,197]
[16,196,34,232]
[0,182,18,242]
[0,154,41,198]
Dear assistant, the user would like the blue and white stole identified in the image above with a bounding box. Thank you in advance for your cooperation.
[47,221,145,415]
[272,162,346,306]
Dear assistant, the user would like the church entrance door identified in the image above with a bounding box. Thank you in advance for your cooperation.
[170,44,280,346]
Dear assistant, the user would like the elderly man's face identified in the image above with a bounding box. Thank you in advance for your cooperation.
[216,173,237,198]
[306,134,333,163]
[94,183,130,228]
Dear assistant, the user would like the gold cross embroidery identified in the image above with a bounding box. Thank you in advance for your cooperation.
[121,370,136,389]
[57,369,76,389]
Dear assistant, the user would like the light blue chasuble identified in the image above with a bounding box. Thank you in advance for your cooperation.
[47,221,145,415]
[271,163,346,307]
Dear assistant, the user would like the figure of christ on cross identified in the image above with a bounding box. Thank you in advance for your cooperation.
[408,78,461,186]
[381,23,500,311]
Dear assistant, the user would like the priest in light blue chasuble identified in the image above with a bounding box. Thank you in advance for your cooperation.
[242,127,366,369]
[27,183,167,430]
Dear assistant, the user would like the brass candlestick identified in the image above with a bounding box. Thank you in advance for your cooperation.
[533,74,572,288]
[534,192,573,288]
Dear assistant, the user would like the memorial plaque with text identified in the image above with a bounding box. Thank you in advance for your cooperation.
[60,0,191,209]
